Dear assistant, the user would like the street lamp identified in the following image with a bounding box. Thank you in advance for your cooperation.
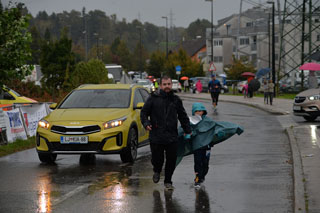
[136,26,143,79]
[93,33,99,59]
[162,16,168,59]
[267,0,275,97]
[205,0,214,65]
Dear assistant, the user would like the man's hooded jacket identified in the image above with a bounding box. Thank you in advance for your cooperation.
[176,102,244,165]
[140,89,191,144]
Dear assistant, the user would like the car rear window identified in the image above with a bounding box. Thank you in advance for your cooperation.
[59,89,131,108]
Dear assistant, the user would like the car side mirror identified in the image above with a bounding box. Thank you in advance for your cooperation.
[49,103,57,110]
[134,102,144,110]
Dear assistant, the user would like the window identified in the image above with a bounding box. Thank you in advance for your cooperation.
[213,56,223,62]
[139,89,150,102]
[317,35,320,41]
[134,89,144,107]
[274,36,279,43]
[240,38,250,45]
[246,22,253,27]
[213,40,223,46]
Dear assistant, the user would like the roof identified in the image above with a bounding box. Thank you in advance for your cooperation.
[77,84,142,90]
[174,39,206,57]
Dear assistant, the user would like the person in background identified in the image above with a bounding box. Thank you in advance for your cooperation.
[263,79,269,104]
[243,83,248,98]
[140,76,192,190]
[196,79,202,94]
[268,79,275,105]
[208,74,221,112]
[184,79,189,92]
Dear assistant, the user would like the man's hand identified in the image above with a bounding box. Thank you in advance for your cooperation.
[146,125,152,131]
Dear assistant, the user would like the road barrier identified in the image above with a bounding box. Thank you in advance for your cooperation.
[0,103,52,144]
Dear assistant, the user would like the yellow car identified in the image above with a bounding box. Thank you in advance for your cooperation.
[36,84,150,163]
[0,86,37,105]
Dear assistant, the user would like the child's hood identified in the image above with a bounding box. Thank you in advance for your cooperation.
[192,102,207,116]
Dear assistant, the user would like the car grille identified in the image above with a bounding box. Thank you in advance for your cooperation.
[295,96,306,103]
[51,125,101,135]
[49,142,101,151]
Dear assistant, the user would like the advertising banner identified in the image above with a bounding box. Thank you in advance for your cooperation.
[4,109,27,142]
[20,104,48,137]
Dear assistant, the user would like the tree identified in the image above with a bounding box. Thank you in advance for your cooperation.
[225,55,256,81]
[146,51,166,78]
[40,28,75,100]
[29,26,42,64]
[0,3,33,87]
[70,59,109,88]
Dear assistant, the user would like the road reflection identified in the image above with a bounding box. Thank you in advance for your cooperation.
[195,187,210,213]
[37,175,52,213]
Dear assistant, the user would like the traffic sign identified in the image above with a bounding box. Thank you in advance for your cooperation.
[176,65,182,75]
[209,62,216,72]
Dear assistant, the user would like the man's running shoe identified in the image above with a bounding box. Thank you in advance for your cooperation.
[153,172,160,183]
[164,183,175,190]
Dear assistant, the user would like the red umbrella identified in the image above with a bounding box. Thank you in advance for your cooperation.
[180,76,189,80]
[241,72,255,77]
[299,62,320,71]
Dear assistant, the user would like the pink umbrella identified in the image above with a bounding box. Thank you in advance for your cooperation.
[299,62,320,71]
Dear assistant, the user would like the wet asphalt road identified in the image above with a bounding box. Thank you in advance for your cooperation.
[0,99,293,213]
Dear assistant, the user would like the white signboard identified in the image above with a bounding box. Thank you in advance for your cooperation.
[4,109,27,142]
[20,104,48,137]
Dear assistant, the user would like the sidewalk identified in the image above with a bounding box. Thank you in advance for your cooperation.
[178,92,293,115]
[178,92,318,213]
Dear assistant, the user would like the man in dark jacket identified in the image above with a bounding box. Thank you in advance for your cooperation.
[140,76,191,190]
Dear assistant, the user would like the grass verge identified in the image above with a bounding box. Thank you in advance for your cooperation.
[0,136,35,157]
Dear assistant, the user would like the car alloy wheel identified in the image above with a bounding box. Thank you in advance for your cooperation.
[120,128,138,163]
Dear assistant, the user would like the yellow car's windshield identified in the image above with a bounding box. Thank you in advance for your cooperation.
[59,89,131,108]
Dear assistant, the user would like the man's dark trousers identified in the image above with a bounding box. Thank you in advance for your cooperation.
[150,142,178,184]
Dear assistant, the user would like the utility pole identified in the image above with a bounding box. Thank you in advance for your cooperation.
[267,1,276,97]
[162,16,168,59]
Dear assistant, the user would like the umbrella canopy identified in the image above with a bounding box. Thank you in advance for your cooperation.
[256,68,271,78]
[241,72,255,77]
[219,73,227,78]
[180,76,189,80]
[309,51,320,61]
[299,62,320,71]
[248,79,260,91]
[128,71,135,75]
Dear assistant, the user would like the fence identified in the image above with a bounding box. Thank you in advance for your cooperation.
[0,103,52,145]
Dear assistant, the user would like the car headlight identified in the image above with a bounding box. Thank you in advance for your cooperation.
[308,95,320,101]
[103,116,127,129]
[152,86,155,91]
[38,119,50,129]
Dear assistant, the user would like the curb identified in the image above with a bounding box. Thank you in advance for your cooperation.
[179,94,289,115]
[285,127,306,212]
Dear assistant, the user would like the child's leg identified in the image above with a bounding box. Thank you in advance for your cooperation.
[193,149,203,177]
[202,149,211,180]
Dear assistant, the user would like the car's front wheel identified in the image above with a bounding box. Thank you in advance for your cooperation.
[303,115,317,122]
[38,153,57,164]
[120,128,138,163]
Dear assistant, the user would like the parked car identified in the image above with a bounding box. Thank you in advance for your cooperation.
[136,79,155,93]
[36,84,150,164]
[293,88,320,121]
[172,79,182,92]
[0,86,37,105]
[237,80,247,93]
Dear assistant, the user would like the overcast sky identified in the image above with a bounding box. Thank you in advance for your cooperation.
[2,0,278,27]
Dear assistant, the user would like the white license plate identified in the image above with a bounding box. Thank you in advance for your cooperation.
[293,106,301,111]
[60,136,88,144]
